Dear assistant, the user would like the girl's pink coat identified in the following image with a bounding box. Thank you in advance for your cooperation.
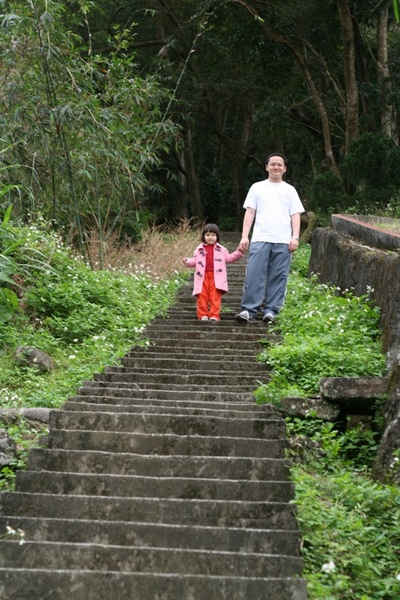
[185,243,243,296]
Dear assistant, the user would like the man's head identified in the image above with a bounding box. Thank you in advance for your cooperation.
[266,152,288,166]
[265,153,287,182]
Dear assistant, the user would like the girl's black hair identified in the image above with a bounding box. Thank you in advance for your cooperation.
[201,223,221,243]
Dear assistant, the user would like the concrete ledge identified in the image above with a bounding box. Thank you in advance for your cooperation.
[320,377,389,399]
[0,408,51,424]
[309,227,400,369]
[332,214,400,251]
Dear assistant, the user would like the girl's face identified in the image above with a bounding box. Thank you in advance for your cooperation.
[204,231,218,244]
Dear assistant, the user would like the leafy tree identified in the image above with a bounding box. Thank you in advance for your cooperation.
[2,0,400,235]
[0,0,180,256]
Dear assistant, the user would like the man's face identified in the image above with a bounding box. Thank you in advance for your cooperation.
[266,156,287,181]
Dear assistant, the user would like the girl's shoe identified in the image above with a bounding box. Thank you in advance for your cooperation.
[209,317,219,321]
[200,316,209,321]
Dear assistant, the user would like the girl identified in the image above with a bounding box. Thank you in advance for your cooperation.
[182,224,244,321]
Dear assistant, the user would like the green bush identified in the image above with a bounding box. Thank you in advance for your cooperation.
[293,462,400,600]
[255,246,386,405]
[310,171,348,218]
[0,221,186,409]
[340,133,400,190]
[255,245,400,599]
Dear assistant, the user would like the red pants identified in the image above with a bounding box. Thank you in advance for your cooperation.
[197,271,223,320]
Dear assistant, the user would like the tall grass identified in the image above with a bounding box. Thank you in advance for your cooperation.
[85,219,198,277]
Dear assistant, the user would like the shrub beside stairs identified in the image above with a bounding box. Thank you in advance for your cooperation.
[0,233,308,599]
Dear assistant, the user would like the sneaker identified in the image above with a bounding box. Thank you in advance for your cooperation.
[262,311,275,323]
[235,310,251,322]
[209,317,219,321]
[200,316,209,321]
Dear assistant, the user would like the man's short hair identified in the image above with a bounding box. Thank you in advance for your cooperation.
[266,153,288,166]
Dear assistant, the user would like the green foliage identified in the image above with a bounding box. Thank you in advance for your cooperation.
[289,429,400,600]
[0,220,186,409]
[296,134,400,225]
[310,172,349,219]
[380,193,400,219]
[0,418,48,492]
[254,246,386,405]
[0,204,64,322]
[254,244,399,599]
[0,0,179,249]
[340,133,400,190]
[0,204,23,322]
[292,463,400,599]
[286,416,380,471]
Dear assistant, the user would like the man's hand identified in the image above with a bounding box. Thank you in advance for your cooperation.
[239,236,250,252]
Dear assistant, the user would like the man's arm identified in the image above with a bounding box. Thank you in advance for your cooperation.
[239,208,256,252]
[288,212,301,252]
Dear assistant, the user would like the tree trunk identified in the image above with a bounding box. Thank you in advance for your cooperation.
[212,97,254,228]
[377,3,398,142]
[235,0,341,178]
[181,121,204,222]
[336,0,359,153]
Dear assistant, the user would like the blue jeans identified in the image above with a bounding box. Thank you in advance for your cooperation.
[241,242,292,317]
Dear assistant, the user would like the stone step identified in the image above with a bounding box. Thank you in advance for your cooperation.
[0,540,303,578]
[60,400,275,418]
[78,379,264,395]
[162,316,273,327]
[0,569,307,600]
[172,294,246,303]
[146,316,266,327]
[119,356,267,372]
[93,369,267,388]
[48,411,285,439]
[0,493,298,529]
[0,230,307,598]
[74,387,256,403]
[164,308,250,318]
[139,328,269,341]
[27,449,291,480]
[129,339,270,352]
[0,516,302,555]
[46,430,287,457]
[15,471,294,502]
[91,380,265,394]
[171,299,246,308]
[126,346,259,358]
[106,359,269,373]
[63,396,267,411]
[159,305,249,313]
[86,380,265,394]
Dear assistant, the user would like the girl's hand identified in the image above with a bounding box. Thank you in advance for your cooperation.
[182,257,188,265]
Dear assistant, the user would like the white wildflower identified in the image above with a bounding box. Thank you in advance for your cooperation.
[321,560,336,574]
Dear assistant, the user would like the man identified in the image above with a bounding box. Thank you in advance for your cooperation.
[236,153,305,323]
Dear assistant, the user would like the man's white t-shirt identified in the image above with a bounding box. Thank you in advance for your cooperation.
[243,179,304,243]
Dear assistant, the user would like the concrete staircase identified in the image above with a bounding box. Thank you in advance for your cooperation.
[0,232,308,599]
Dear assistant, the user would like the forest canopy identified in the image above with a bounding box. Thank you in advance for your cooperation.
[1,0,400,247]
